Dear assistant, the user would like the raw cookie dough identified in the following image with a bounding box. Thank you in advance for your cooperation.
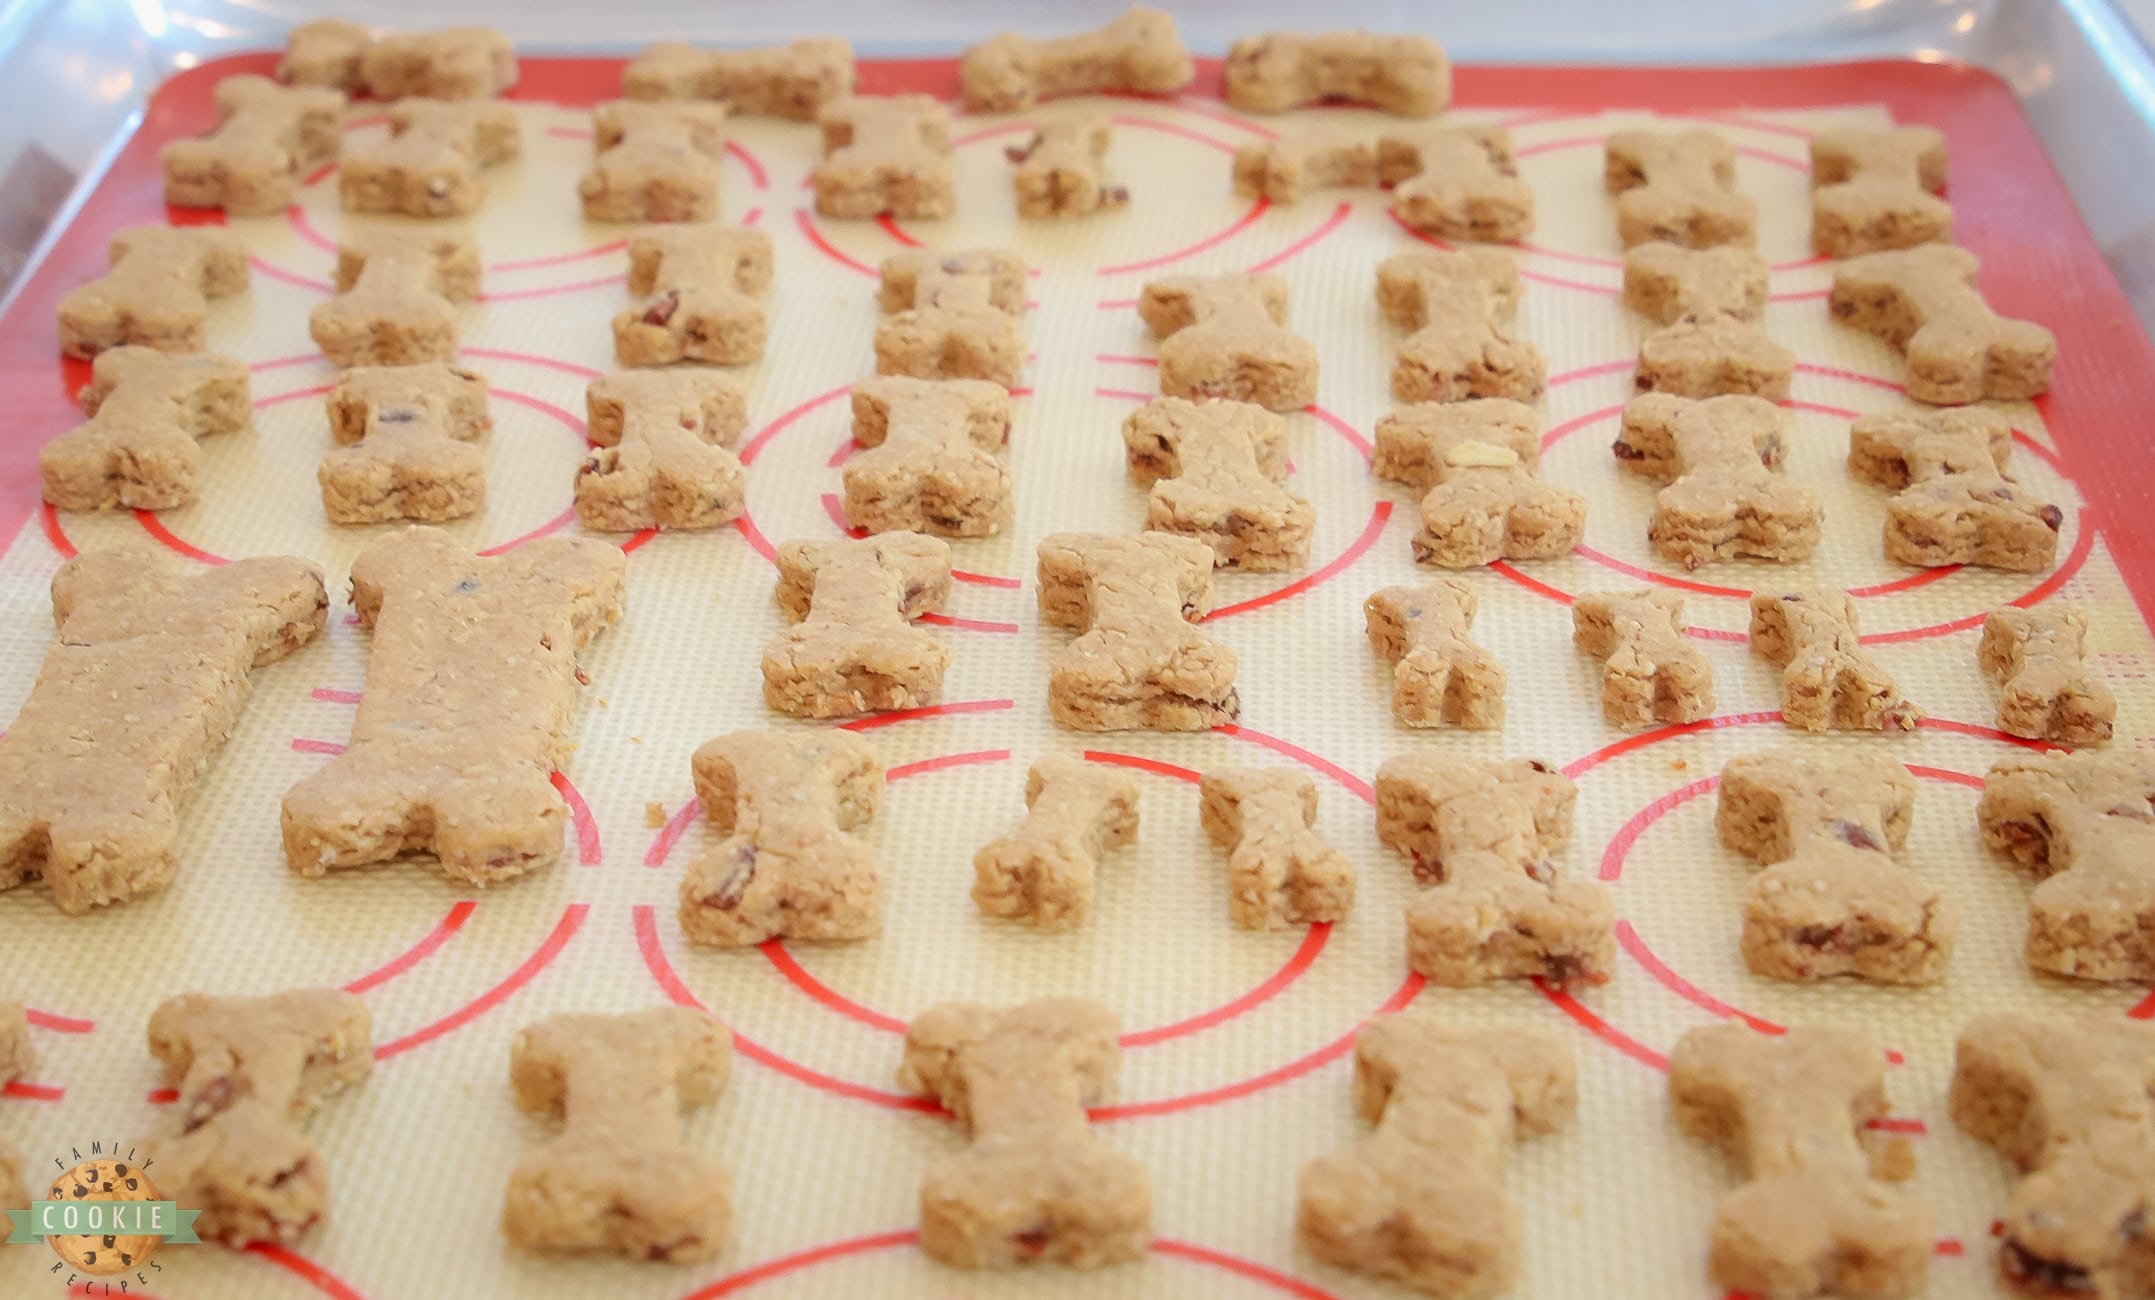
[960,5,1192,112]
[148,989,372,1246]
[280,528,624,885]
[1123,395,1312,570]
[973,756,1139,930]
[1200,766,1355,928]
[1979,749,2155,982]
[1364,578,1506,728]
[1037,532,1239,731]
[1372,398,1585,568]
[1298,1014,1574,1298]
[0,549,325,914]
[1376,248,1547,404]
[763,533,952,717]
[503,1007,733,1262]
[1571,589,1713,728]
[42,346,250,512]
[899,999,1151,1268]
[1749,589,1922,732]
[1979,607,2114,745]
[1140,273,1318,413]
[57,225,248,359]
[1375,752,1614,986]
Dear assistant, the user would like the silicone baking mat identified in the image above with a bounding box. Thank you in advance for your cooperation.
[2,50,2154,1300]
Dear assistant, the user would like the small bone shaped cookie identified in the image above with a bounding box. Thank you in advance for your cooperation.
[1378,125,1534,241]
[623,38,855,120]
[1718,750,1950,984]
[847,375,1012,536]
[876,249,1029,388]
[1848,406,2061,571]
[614,225,771,366]
[1749,589,1923,731]
[1200,766,1354,928]
[1952,1014,2155,1297]
[1831,244,2055,403]
[57,225,248,359]
[504,1008,733,1262]
[1364,579,1506,728]
[279,19,370,89]
[763,533,953,717]
[1670,1023,1933,1298]
[1980,749,2155,981]
[1624,241,1793,400]
[1298,1015,1574,1297]
[1037,532,1239,731]
[1232,128,1378,203]
[578,368,748,532]
[1140,273,1318,412]
[0,1002,26,1212]
[814,95,954,220]
[1604,129,1758,249]
[680,729,882,945]
[1225,30,1449,116]
[358,28,518,100]
[148,989,372,1245]
[0,549,325,914]
[580,100,729,223]
[320,361,489,524]
[42,346,250,511]
[1123,396,1312,570]
[1980,607,2114,745]
[281,527,624,884]
[1007,116,1127,218]
[1376,249,1546,404]
[1571,589,1714,728]
[162,74,343,216]
[961,5,1193,112]
[1810,126,1951,258]
[1375,752,1614,986]
[1373,399,1586,568]
[1614,392,1821,569]
[342,99,519,217]
[973,756,1138,929]
[899,998,1151,1267]
[310,230,479,367]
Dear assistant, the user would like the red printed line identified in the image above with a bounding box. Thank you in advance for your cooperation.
[874,213,923,247]
[478,505,579,557]
[1617,919,1786,1038]
[1099,197,1268,277]
[291,737,345,755]
[634,905,937,1112]
[250,254,333,293]
[551,770,603,866]
[1216,723,1376,806]
[25,1008,94,1033]
[1111,113,1241,157]
[726,139,770,190]
[489,238,627,273]
[1534,979,1668,1071]
[1150,1239,1340,1299]
[1599,781,1717,881]
[372,903,588,1061]
[489,387,588,435]
[1796,361,1904,392]
[1082,750,1201,784]
[1204,501,1392,621]
[1120,922,1330,1047]
[739,383,851,465]
[1091,973,1425,1121]
[3,1080,63,1101]
[246,1242,370,1300]
[342,901,476,996]
[1868,1116,1929,1135]
[286,201,337,253]
[257,383,334,410]
[620,528,660,555]
[1386,211,1619,295]
[1245,201,1351,274]
[1490,560,1572,605]
[646,800,702,866]
[675,1229,920,1300]
[813,493,1019,588]
[311,687,362,704]
[474,272,625,303]
[917,611,1019,634]
[838,697,1017,732]
[1096,353,1158,367]
[134,510,227,565]
[1548,358,1635,388]
[793,207,879,277]
[733,511,777,560]
[39,502,75,558]
[460,347,606,380]
[760,941,908,1032]
[1861,511,2094,644]
[1095,386,1156,402]
[1562,712,1782,779]
[885,749,1010,781]
[1304,402,1373,460]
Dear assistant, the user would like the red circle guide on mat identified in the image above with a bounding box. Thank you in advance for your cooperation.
[0,52,2150,643]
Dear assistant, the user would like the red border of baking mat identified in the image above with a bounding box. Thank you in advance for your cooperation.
[1,52,2146,630]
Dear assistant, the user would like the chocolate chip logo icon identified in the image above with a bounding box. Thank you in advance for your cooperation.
[42,1160,162,1277]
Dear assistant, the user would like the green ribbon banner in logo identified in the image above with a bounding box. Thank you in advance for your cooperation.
[6,1199,201,1245]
